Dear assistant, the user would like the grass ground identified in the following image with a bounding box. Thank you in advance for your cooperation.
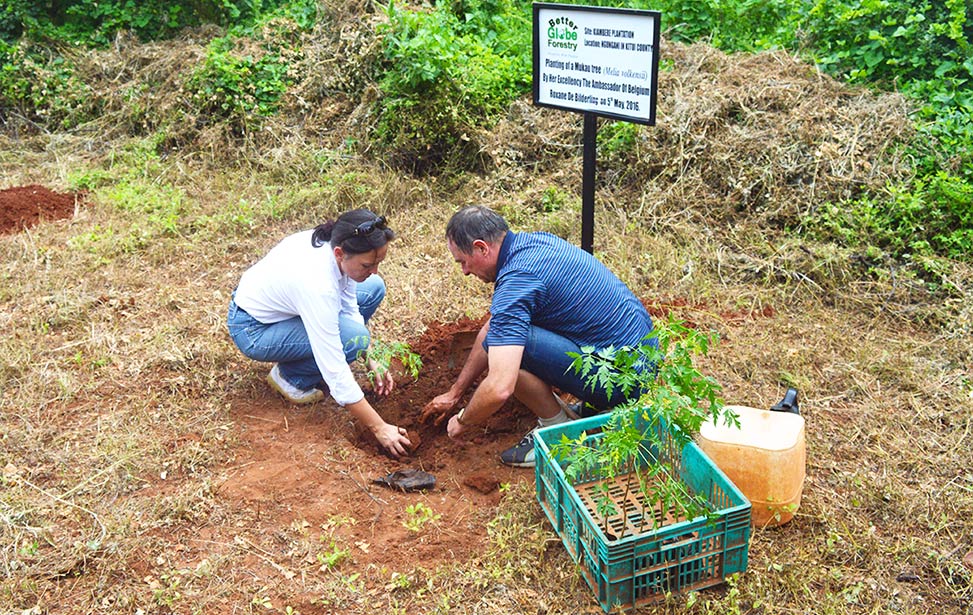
[1,27,971,615]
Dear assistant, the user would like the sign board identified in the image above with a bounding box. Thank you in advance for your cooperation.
[533,3,660,125]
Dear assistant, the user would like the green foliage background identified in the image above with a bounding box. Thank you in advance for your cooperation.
[1,0,971,260]
[0,0,295,45]
[375,0,530,173]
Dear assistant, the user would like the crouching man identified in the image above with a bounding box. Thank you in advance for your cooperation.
[421,205,656,468]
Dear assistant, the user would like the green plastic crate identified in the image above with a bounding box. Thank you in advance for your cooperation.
[534,411,751,612]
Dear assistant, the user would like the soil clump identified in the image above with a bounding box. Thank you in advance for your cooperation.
[0,184,82,235]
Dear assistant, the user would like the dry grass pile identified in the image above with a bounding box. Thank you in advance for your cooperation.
[650,44,914,226]
[478,42,915,228]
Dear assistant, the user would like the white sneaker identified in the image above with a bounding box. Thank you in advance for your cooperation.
[266,365,324,404]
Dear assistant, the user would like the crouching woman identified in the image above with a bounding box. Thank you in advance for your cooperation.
[227,209,411,458]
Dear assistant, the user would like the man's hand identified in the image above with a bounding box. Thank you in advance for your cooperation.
[373,423,411,458]
[447,413,467,439]
[420,391,460,425]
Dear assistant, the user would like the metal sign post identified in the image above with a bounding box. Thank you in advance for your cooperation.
[582,112,596,253]
[532,3,661,253]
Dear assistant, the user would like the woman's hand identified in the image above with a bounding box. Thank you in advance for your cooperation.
[373,423,411,458]
[367,358,395,396]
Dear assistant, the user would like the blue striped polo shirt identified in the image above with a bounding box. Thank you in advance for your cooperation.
[485,231,654,350]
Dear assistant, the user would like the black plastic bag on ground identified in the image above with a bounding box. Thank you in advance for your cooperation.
[372,469,436,492]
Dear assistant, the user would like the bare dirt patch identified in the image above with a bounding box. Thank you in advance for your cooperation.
[215,315,539,579]
[0,184,83,235]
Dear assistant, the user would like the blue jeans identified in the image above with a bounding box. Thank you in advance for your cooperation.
[227,275,386,391]
[519,326,655,413]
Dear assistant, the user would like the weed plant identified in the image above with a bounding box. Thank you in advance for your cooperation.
[402,502,440,532]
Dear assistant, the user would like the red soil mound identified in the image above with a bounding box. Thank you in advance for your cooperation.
[0,184,82,235]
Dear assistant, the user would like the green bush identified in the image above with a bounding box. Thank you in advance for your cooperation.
[187,39,292,129]
[0,40,99,129]
[907,81,973,182]
[650,0,800,50]
[184,5,314,132]
[803,0,972,88]
[806,171,973,263]
[0,0,302,46]
[374,0,530,173]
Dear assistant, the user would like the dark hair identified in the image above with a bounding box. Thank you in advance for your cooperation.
[445,205,509,254]
[311,209,396,254]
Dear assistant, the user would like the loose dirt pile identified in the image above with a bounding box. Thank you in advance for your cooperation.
[0,185,82,235]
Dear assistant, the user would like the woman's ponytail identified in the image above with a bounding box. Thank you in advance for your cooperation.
[311,221,336,247]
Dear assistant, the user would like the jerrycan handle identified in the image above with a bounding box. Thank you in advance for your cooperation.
[770,388,800,415]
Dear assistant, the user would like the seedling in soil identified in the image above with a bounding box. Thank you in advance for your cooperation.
[357,338,423,385]
[553,317,739,537]
[402,502,440,532]
[387,571,412,591]
[322,514,357,531]
[317,541,350,570]
[152,573,183,607]
[251,591,273,609]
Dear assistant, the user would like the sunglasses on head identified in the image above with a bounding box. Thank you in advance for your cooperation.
[353,216,388,237]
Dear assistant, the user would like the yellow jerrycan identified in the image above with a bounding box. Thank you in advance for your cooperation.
[697,389,806,527]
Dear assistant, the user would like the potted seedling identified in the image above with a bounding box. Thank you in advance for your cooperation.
[535,317,751,611]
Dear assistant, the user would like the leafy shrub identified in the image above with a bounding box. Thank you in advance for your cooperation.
[0,40,99,129]
[806,171,973,263]
[374,0,530,174]
[0,2,32,42]
[907,81,973,182]
[650,0,800,51]
[185,8,314,132]
[187,40,291,128]
[0,0,304,46]
[803,0,972,88]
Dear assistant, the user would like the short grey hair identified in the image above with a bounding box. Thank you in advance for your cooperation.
[445,205,509,254]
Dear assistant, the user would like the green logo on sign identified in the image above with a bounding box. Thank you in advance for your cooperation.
[547,16,578,51]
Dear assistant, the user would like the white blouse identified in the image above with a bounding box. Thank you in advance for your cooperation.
[234,230,365,406]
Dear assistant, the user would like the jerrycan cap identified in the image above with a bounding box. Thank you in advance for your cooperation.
[770,388,800,415]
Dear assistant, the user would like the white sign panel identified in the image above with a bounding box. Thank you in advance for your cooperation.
[533,3,660,124]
